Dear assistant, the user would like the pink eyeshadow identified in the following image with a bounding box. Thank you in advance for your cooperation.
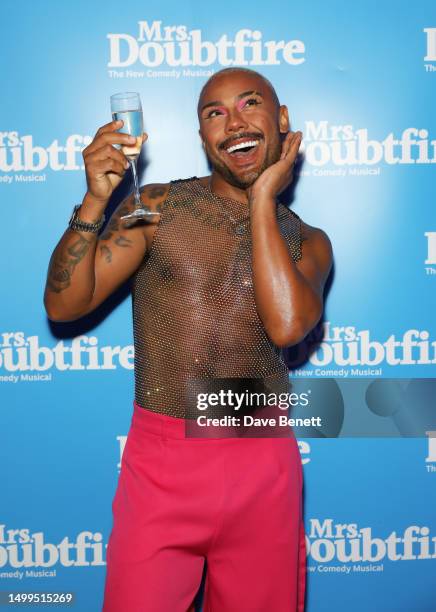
[236,99,247,112]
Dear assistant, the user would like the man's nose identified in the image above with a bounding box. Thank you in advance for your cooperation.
[225,108,248,133]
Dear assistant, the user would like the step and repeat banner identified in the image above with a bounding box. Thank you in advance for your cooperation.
[1,1,435,610]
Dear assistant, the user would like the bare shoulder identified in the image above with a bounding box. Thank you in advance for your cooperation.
[98,183,170,254]
[299,220,333,276]
[101,182,170,229]
[301,220,332,253]
[139,182,171,214]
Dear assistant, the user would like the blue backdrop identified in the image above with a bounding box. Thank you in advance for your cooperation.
[1,1,435,610]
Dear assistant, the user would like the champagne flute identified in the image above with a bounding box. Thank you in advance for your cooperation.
[110,92,160,225]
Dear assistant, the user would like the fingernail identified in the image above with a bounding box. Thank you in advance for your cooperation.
[128,136,136,143]
[124,161,130,169]
[116,120,123,125]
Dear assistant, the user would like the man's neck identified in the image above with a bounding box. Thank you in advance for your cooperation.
[209,172,249,205]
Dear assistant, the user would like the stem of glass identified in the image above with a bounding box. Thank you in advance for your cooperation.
[129,158,142,209]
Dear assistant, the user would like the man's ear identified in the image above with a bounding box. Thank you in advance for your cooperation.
[278,105,290,134]
[198,128,205,149]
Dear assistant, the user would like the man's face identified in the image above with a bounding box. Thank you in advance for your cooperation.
[198,72,289,190]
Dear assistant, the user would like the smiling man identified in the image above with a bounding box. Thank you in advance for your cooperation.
[44,67,332,612]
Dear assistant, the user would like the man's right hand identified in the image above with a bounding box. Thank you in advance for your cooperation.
[82,120,148,205]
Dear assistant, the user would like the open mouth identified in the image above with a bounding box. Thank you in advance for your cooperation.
[226,139,260,156]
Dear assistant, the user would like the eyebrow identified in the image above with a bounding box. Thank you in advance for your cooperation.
[200,90,264,113]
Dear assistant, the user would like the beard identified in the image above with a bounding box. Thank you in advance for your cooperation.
[205,135,282,190]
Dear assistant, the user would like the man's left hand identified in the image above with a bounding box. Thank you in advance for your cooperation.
[248,131,303,202]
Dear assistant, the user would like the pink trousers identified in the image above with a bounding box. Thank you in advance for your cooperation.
[103,403,306,611]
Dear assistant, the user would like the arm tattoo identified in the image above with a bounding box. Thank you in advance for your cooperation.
[114,235,133,247]
[100,216,119,241]
[46,233,92,293]
[149,186,166,199]
[140,184,166,205]
[100,244,112,263]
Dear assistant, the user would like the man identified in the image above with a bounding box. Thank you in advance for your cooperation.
[44,67,332,611]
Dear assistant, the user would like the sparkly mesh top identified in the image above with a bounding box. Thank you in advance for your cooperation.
[132,177,302,418]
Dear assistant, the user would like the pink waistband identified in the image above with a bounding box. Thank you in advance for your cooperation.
[132,401,295,441]
[132,401,192,439]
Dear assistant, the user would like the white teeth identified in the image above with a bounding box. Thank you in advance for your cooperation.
[226,140,259,154]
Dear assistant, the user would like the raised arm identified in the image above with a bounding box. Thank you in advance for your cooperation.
[249,131,332,347]
[43,119,167,322]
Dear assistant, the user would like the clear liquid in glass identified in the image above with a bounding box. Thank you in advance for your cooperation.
[112,109,143,159]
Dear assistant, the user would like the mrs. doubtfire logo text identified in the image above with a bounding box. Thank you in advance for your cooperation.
[107,21,306,69]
